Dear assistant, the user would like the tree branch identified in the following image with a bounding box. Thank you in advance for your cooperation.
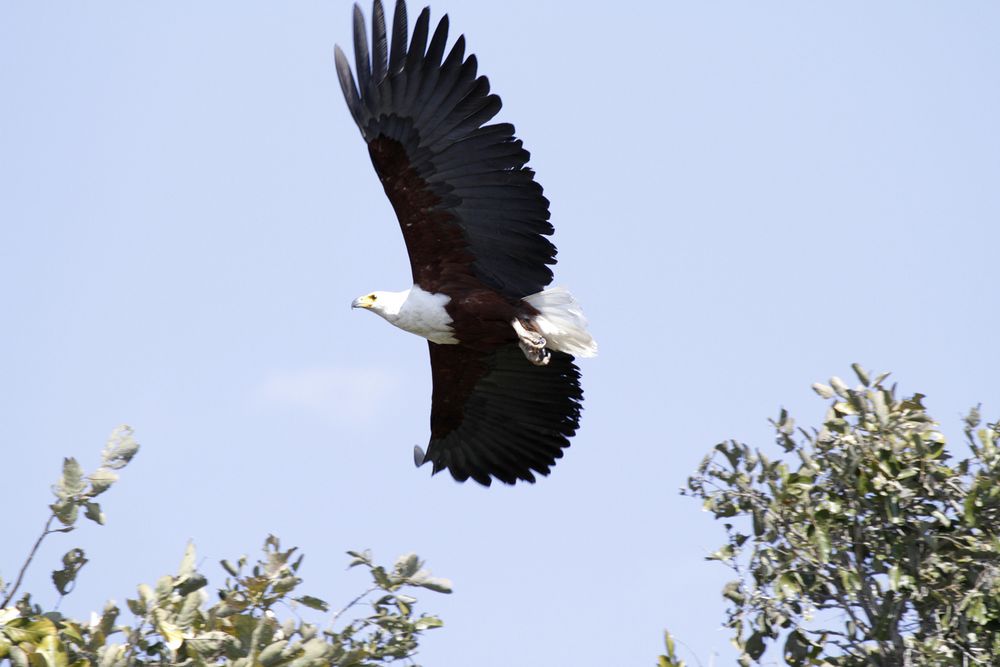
[330,585,378,627]
[2,514,58,607]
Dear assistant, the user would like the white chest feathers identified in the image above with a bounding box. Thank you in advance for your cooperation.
[370,286,458,345]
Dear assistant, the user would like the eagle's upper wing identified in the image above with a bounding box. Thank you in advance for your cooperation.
[421,342,583,486]
[335,0,555,298]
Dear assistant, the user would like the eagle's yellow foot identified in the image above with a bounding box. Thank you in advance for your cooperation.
[513,318,551,366]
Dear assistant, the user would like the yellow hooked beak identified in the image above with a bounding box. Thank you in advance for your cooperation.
[351,294,376,309]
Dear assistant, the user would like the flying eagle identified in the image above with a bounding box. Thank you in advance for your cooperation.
[335,0,596,486]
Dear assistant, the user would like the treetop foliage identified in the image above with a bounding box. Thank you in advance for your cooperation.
[677,365,1000,666]
[1,428,450,667]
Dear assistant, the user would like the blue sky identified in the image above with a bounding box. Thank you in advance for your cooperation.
[2,1,998,665]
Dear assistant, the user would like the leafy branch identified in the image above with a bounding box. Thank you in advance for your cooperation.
[1,425,138,608]
[1,427,450,667]
[671,365,1000,666]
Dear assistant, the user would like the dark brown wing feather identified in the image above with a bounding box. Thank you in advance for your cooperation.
[335,0,555,298]
[423,343,583,486]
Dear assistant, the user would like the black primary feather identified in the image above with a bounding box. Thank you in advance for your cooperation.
[371,1,388,82]
[351,5,371,95]
[388,0,408,73]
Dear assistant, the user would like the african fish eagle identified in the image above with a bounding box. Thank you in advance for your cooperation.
[335,0,597,486]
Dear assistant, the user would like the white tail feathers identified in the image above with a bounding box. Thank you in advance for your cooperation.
[522,286,598,358]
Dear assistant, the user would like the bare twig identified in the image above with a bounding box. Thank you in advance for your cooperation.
[2,514,58,607]
[329,585,378,628]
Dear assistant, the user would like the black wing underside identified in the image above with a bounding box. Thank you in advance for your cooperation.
[335,0,556,299]
[423,343,583,486]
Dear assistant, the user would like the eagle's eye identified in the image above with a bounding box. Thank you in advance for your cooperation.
[370,294,377,301]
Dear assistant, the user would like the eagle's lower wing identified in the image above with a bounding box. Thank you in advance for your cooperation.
[423,342,583,486]
[335,0,555,298]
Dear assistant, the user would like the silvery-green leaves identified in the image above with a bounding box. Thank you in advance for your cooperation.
[3,432,447,667]
[683,365,1000,666]
[105,538,447,667]
[323,549,450,663]
[354,552,453,596]
[50,426,139,530]
[51,549,88,596]
[656,630,687,667]
[0,427,139,609]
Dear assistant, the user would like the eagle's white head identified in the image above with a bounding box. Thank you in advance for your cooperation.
[351,286,458,345]
[351,290,407,321]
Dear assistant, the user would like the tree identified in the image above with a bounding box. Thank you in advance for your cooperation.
[1,427,450,667]
[674,365,1000,666]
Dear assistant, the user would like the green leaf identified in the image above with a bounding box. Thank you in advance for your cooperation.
[3,618,58,644]
[58,458,86,499]
[839,568,861,592]
[175,573,207,596]
[83,502,105,525]
[745,631,766,660]
[295,637,332,664]
[51,548,88,596]
[126,597,145,616]
[178,542,196,579]
[829,376,849,397]
[872,371,891,386]
[964,492,978,526]
[152,609,184,651]
[9,646,29,667]
[51,500,79,528]
[833,400,857,416]
[889,565,901,592]
[851,363,870,387]
[707,544,735,561]
[412,576,452,594]
[35,635,68,667]
[812,383,834,399]
[395,553,420,578]
[814,527,831,564]
[931,510,951,527]
[86,469,118,497]
[783,630,811,666]
[777,573,799,599]
[722,581,744,605]
[258,640,288,666]
[873,391,889,426]
[294,596,329,612]
[371,566,391,589]
[101,426,139,470]
[413,616,443,631]
[346,550,372,568]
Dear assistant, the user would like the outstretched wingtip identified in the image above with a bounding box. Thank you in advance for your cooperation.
[389,0,409,73]
[371,0,388,81]
[334,45,363,126]
[351,3,372,93]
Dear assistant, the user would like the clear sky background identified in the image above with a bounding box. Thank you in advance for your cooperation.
[2,1,998,665]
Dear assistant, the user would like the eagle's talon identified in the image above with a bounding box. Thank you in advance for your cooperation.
[519,341,551,366]
[512,318,549,363]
